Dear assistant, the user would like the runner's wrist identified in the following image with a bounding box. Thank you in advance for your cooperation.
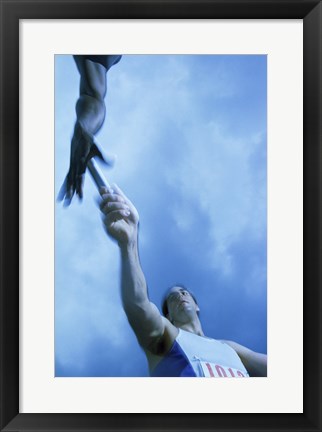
[119,237,138,254]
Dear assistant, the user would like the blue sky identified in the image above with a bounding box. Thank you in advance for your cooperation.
[55,54,267,377]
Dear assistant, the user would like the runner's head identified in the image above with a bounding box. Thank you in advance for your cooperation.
[162,284,200,322]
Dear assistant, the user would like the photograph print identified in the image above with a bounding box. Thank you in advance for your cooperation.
[55,54,267,378]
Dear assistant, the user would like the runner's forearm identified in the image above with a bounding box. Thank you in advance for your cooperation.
[120,240,149,313]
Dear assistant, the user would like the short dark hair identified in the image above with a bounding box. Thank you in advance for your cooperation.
[161,284,199,317]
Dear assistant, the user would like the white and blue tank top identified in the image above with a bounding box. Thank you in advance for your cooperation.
[151,328,249,377]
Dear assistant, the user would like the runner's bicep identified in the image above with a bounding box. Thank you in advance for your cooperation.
[126,301,166,351]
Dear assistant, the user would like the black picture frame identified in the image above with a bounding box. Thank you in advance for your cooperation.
[1,1,321,431]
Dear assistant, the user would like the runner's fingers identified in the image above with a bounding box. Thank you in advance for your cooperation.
[103,209,130,225]
[57,178,68,202]
[75,174,85,200]
[111,183,135,210]
[100,184,131,210]
[100,193,125,210]
[101,201,131,215]
[64,180,75,207]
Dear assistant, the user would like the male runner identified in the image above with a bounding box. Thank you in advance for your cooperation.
[99,184,267,377]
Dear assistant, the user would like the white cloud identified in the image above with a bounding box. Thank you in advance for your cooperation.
[165,119,266,277]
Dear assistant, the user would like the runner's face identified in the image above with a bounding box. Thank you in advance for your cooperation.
[166,287,198,320]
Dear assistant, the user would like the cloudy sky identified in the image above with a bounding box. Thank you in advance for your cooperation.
[55,54,267,377]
